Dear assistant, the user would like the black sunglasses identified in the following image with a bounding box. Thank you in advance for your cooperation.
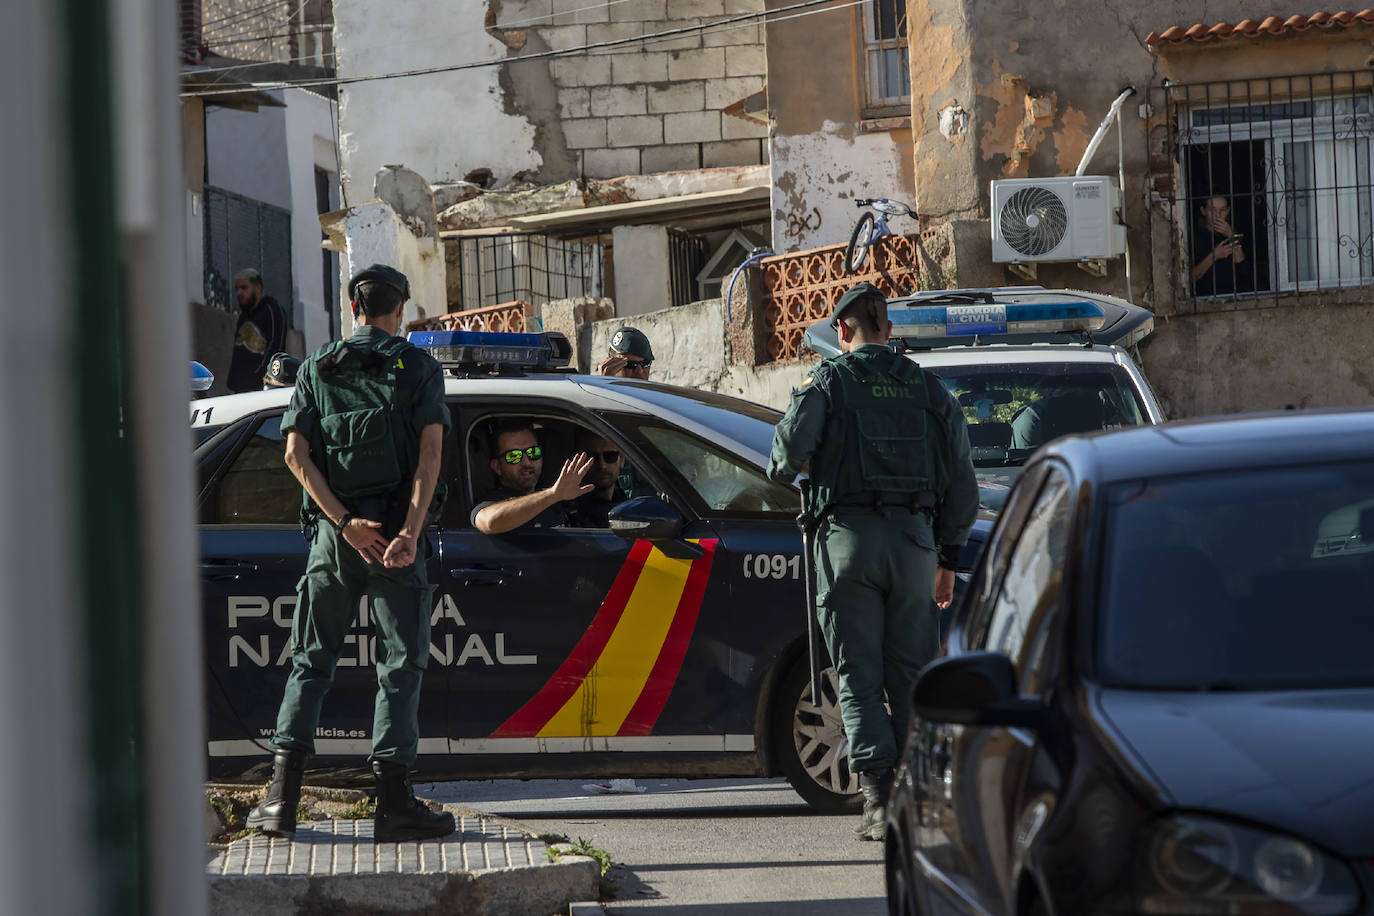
[587,449,621,463]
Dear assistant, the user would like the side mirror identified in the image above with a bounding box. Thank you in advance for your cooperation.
[912,651,1043,728]
[608,496,703,559]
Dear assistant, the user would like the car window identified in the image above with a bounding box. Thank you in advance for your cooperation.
[624,421,800,517]
[200,415,298,525]
[1098,461,1374,690]
[461,411,659,530]
[978,470,1071,683]
[927,363,1146,511]
[965,464,1047,640]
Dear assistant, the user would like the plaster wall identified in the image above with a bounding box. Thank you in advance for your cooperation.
[904,0,1374,417]
[333,0,541,204]
[588,299,809,409]
[339,199,447,334]
[282,87,340,352]
[611,225,672,314]
[764,0,915,251]
[205,100,292,209]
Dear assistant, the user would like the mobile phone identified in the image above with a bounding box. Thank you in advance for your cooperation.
[1231,233,1244,242]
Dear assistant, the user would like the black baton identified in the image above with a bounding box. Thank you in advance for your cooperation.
[796,479,823,704]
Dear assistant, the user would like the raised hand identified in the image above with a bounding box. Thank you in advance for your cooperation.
[552,452,596,501]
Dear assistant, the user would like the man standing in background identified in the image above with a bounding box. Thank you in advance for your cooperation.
[227,267,287,393]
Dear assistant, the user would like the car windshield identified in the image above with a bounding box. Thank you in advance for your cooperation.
[927,362,1148,511]
[1098,461,1374,690]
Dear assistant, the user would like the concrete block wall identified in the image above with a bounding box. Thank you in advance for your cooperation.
[200,0,294,62]
[526,0,769,179]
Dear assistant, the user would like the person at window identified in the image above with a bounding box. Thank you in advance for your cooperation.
[472,421,594,533]
[766,282,978,843]
[262,352,301,389]
[227,267,288,393]
[566,430,629,528]
[597,326,654,378]
[246,263,454,843]
[1191,195,1248,296]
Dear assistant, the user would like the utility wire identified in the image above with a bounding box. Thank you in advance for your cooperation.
[181,0,853,98]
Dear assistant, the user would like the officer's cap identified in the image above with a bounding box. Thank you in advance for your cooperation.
[828,282,886,328]
[262,352,301,387]
[609,326,654,362]
[348,264,411,301]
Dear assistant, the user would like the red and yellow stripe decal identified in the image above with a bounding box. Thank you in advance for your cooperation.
[493,538,718,738]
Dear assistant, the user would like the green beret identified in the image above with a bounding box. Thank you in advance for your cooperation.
[609,326,654,362]
[828,282,886,328]
[348,264,411,301]
[262,352,301,388]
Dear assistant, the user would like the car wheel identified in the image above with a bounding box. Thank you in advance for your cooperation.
[886,818,922,916]
[772,656,862,813]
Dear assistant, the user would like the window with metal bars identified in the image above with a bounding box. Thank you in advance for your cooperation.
[861,0,910,116]
[452,232,608,311]
[1160,72,1374,305]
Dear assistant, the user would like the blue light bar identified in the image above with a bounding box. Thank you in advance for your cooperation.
[889,301,1105,340]
[407,329,572,370]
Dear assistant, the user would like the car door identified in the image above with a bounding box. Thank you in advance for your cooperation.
[198,409,448,775]
[916,465,1072,914]
[433,404,719,753]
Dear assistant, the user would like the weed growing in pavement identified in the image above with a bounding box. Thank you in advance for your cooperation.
[338,797,376,819]
[547,836,617,900]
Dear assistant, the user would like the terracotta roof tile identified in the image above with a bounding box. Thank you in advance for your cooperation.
[1145,9,1374,48]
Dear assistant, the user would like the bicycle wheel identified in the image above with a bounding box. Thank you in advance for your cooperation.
[844,212,878,274]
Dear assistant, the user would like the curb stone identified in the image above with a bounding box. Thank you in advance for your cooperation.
[207,804,599,916]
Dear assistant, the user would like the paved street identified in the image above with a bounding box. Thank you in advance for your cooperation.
[420,778,886,915]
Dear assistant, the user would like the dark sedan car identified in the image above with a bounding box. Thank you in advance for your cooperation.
[886,409,1374,916]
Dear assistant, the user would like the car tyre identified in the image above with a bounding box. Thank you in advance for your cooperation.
[772,655,862,813]
[844,212,878,274]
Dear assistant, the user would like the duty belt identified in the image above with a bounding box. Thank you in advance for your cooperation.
[830,492,937,513]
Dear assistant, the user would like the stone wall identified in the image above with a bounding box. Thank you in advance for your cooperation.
[587,298,810,410]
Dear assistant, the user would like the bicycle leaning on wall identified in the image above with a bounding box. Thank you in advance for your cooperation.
[843,198,918,275]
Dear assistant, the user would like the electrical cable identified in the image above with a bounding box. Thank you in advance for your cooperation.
[181,0,857,98]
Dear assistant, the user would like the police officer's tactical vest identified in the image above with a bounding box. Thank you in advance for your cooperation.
[312,335,416,499]
[808,347,951,515]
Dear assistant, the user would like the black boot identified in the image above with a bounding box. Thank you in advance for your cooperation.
[854,769,894,841]
[245,749,307,837]
[372,760,456,843]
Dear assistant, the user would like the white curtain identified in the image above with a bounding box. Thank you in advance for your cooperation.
[1282,137,1374,286]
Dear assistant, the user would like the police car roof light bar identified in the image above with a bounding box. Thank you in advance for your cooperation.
[407,329,573,371]
[889,300,1106,340]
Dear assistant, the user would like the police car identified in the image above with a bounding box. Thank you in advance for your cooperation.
[194,330,859,811]
[804,287,1165,521]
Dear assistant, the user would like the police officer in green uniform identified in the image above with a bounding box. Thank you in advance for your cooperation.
[246,264,455,843]
[767,282,978,841]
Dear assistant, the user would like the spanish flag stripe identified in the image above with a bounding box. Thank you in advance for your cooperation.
[538,546,693,737]
[491,539,653,737]
[617,539,718,736]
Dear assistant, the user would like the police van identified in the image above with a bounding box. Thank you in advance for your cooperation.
[195,330,859,810]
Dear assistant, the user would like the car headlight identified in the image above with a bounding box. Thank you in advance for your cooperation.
[1136,815,1358,915]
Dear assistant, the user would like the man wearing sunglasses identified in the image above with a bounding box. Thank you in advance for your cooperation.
[472,420,595,534]
[597,326,654,378]
[567,430,629,528]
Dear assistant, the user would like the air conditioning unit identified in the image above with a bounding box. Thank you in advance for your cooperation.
[990,176,1127,263]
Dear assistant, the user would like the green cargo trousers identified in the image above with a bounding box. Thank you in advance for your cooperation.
[813,506,939,774]
[270,523,434,765]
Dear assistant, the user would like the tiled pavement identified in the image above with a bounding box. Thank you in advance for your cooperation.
[207,807,600,915]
